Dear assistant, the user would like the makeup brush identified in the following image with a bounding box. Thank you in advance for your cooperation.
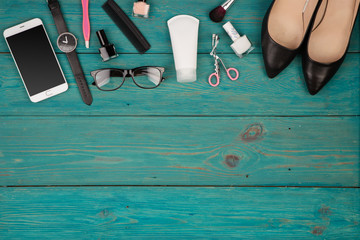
[209,0,236,23]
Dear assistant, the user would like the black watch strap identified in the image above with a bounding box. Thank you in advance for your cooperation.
[66,51,93,105]
[47,0,93,105]
[47,0,68,33]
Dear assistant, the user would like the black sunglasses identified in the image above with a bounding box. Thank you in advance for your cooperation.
[90,66,165,91]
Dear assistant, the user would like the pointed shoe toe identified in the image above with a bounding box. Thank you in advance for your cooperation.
[262,35,297,78]
[302,0,359,95]
[302,57,341,95]
[261,0,322,78]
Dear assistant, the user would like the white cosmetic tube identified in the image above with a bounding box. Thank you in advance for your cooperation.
[168,15,199,83]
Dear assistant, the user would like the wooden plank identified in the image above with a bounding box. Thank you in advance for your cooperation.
[0,187,359,238]
[0,116,358,186]
[0,53,359,116]
[0,0,359,54]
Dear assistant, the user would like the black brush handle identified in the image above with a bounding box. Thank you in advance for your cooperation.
[102,0,151,53]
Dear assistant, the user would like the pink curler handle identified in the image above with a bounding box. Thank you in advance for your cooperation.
[82,0,90,45]
[208,73,220,87]
[226,68,239,81]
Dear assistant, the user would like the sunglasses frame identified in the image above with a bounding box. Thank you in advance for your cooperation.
[90,66,166,91]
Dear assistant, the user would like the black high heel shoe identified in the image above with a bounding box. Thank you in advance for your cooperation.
[302,0,360,95]
[261,0,322,78]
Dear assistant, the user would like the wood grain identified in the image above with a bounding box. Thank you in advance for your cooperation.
[0,0,359,54]
[0,53,359,116]
[0,116,358,186]
[1,187,359,238]
[0,0,359,238]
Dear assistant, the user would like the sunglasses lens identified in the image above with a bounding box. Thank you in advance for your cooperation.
[95,69,124,91]
[133,67,162,88]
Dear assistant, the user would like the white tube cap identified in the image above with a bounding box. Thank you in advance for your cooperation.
[176,68,197,83]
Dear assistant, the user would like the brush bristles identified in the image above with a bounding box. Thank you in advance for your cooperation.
[209,6,226,22]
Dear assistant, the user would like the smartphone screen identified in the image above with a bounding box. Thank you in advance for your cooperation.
[5,25,66,96]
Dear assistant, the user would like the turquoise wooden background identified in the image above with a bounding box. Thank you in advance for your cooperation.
[0,0,359,238]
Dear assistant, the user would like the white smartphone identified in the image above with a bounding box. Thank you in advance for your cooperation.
[3,18,68,103]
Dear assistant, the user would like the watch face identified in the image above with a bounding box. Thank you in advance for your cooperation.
[57,32,77,53]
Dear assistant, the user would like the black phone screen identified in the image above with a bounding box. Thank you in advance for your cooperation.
[6,25,66,96]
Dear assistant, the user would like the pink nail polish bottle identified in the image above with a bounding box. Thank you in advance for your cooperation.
[133,0,150,18]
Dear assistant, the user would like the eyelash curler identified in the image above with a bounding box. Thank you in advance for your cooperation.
[208,34,239,87]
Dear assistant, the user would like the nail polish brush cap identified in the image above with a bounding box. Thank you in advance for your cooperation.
[223,21,241,42]
[96,29,118,61]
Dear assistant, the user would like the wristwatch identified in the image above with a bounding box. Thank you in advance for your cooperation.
[47,0,93,105]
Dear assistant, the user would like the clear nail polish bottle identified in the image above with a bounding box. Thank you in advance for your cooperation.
[133,0,150,18]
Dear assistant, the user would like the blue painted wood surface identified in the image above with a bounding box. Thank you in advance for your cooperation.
[1,187,359,239]
[0,0,359,238]
[0,54,359,116]
[1,0,359,54]
[0,116,359,186]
